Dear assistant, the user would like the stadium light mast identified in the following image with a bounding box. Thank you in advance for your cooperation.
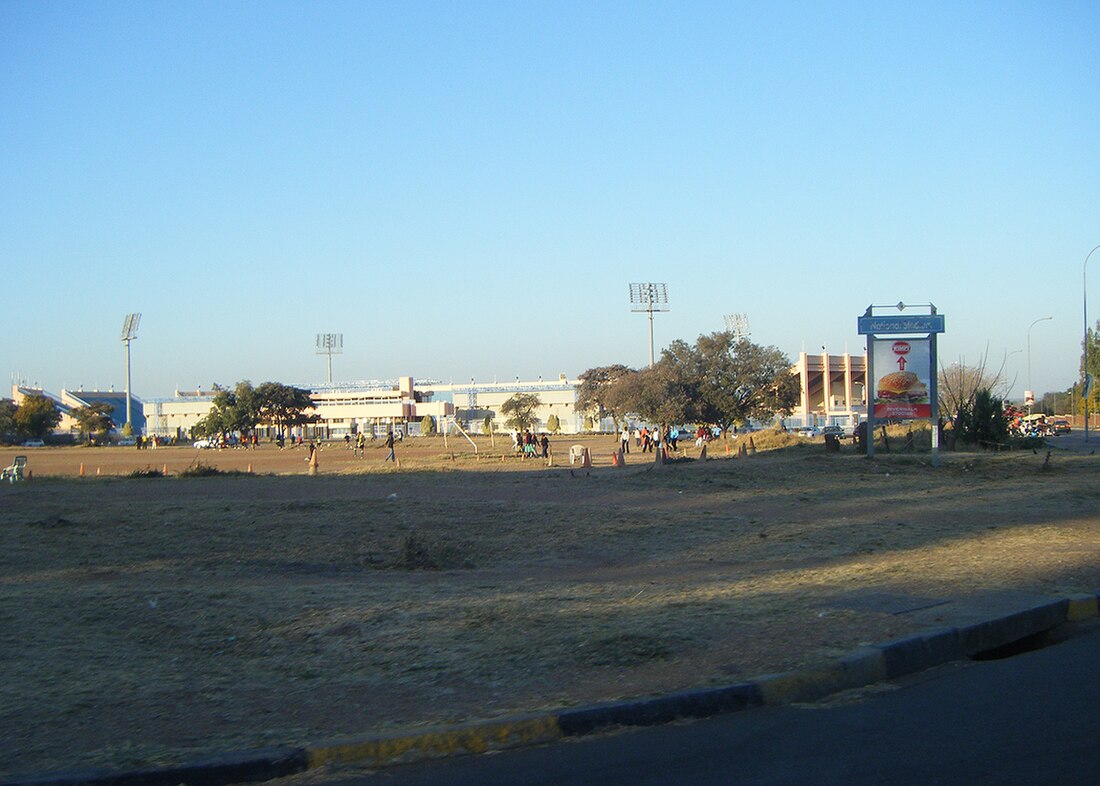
[629,283,669,367]
[120,313,141,429]
[315,333,343,384]
[723,313,751,342]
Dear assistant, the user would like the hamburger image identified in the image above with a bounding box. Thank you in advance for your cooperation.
[876,371,928,403]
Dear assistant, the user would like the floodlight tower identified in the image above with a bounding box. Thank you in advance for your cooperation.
[120,313,141,429]
[723,313,751,342]
[315,333,343,384]
[629,283,670,367]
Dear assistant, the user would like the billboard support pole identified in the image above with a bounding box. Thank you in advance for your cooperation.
[866,330,876,459]
[930,308,940,468]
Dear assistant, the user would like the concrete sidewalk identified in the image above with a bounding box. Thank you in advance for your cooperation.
[5,590,1097,786]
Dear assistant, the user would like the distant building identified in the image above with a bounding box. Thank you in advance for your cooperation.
[10,384,144,437]
[784,352,868,429]
[425,375,581,434]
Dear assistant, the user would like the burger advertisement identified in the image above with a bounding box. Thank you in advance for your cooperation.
[872,338,931,419]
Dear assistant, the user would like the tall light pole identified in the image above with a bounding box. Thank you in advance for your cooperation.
[315,333,343,385]
[1084,244,1100,442]
[629,283,669,367]
[723,313,750,342]
[120,313,141,430]
[1026,316,1052,415]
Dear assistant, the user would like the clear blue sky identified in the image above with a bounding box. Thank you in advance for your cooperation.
[3,1,1097,400]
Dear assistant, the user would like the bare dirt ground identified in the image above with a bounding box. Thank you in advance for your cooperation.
[2,435,1099,777]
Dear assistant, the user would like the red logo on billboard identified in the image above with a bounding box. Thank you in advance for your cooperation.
[892,341,911,355]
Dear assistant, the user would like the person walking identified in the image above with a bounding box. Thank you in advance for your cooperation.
[385,429,396,462]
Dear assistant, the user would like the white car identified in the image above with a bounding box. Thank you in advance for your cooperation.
[192,439,214,449]
[22,439,45,447]
[797,427,821,438]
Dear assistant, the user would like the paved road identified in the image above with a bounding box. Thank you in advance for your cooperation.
[325,623,1100,785]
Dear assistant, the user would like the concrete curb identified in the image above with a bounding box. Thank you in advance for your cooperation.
[6,592,1098,786]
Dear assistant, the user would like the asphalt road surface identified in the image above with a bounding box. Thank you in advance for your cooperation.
[323,622,1100,786]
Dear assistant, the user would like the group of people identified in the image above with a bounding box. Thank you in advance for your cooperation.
[618,425,686,454]
[512,429,551,459]
[617,425,720,455]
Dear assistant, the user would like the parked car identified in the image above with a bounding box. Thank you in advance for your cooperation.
[821,425,845,439]
[797,427,821,438]
[1052,419,1071,435]
[192,439,214,449]
[22,439,45,447]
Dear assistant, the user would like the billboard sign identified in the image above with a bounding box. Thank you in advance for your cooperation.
[858,314,945,335]
[872,337,931,419]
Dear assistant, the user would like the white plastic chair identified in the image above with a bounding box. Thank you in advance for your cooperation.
[2,455,27,483]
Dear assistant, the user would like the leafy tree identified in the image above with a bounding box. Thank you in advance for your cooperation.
[1079,319,1100,415]
[546,413,561,434]
[954,388,1010,448]
[255,382,318,434]
[616,361,694,429]
[70,403,115,444]
[612,333,799,435]
[0,399,17,444]
[482,414,494,434]
[501,393,541,431]
[14,394,62,440]
[421,415,436,435]
[576,364,636,430]
[208,381,261,439]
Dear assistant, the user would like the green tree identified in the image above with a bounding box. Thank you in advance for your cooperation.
[0,399,17,445]
[612,361,694,429]
[255,382,318,434]
[14,394,62,441]
[70,403,115,444]
[576,364,636,430]
[501,393,541,431]
[421,415,436,435]
[482,414,494,434]
[611,333,799,435]
[546,413,561,434]
[954,388,1010,448]
[1080,319,1100,415]
[208,381,260,439]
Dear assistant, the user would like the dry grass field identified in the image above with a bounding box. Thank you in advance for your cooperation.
[1,433,1098,777]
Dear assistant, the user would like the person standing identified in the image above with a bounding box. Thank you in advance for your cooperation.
[620,427,630,454]
[540,433,550,459]
[385,429,396,462]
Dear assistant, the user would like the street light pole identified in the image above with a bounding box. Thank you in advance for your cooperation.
[1084,245,1100,442]
[1026,316,1052,415]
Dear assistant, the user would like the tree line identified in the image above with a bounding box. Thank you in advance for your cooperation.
[575,331,801,434]
[192,381,317,440]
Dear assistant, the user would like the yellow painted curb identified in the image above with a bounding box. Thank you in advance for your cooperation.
[307,716,562,769]
[757,648,887,706]
[757,664,846,705]
[1066,594,1099,622]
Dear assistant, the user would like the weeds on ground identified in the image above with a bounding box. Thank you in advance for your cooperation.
[127,466,165,479]
[178,461,249,478]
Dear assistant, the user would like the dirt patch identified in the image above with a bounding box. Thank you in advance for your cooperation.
[1,440,1098,776]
